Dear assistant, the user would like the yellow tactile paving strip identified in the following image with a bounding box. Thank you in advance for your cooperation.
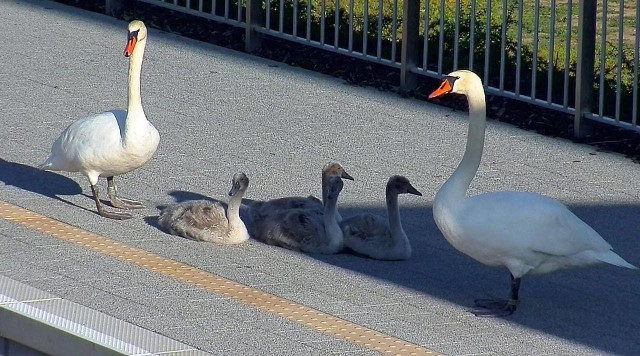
[0,201,443,355]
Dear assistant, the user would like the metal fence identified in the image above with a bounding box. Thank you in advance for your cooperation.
[125,0,640,137]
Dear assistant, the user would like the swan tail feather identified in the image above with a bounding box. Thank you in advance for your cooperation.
[38,159,53,170]
[600,251,638,269]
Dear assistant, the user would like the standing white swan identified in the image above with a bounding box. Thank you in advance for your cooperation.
[159,172,250,244]
[39,20,159,220]
[428,70,637,317]
[340,175,422,260]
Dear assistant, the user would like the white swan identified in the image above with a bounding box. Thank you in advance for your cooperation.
[39,20,159,220]
[158,172,250,244]
[429,70,637,317]
[248,162,353,223]
[340,175,422,260]
[252,175,344,254]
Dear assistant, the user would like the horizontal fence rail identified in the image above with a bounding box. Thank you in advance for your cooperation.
[131,0,640,137]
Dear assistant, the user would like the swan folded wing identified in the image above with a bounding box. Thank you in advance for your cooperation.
[159,201,229,241]
[249,197,323,227]
[341,214,390,244]
[255,209,324,251]
[253,196,322,214]
[461,191,614,258]
[47,111,134,171]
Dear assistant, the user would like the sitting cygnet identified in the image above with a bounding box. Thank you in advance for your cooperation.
[252,175,345,254]
[340,175,422,260]
[159,172,250,244]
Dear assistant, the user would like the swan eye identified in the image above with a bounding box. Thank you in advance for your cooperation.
[128,30,139,40]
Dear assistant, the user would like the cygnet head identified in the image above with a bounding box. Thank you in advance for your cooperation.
[386,175,422,196]
[228,172,249,197]
[124,20,148,57]
[324,175,344,201]
[428,70,482,99]
[322,162,354,181]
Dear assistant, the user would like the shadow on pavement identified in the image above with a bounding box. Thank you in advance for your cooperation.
[312,203,640,356]
[0,158,84,206]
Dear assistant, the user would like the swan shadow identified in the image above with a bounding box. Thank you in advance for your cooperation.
[0,158,89,210]
[304,203,640,356]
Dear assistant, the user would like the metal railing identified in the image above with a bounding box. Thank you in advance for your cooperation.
[122,0,640,137]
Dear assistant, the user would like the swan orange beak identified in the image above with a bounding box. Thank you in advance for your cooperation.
[124,36,137,57]
[428,78,453,99]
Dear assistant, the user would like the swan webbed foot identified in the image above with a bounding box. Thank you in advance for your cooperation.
[98,208,135,220]
[471,298,518,317]
[107,177,145,209]
[108,194,146,209]
[91,184,135,220]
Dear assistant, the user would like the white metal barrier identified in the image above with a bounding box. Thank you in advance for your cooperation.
[125,0,640,137]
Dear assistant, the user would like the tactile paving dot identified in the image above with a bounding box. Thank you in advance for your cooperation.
[0,201,442,356]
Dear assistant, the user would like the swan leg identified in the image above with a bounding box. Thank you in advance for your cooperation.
[471,275,520,317]
[107,177,145,209]
[91,184,134,220]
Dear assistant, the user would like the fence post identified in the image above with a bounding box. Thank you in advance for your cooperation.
[400,0,421,92]
[245,0,264,53]
[574,0,596,139]
[105,0,126,15]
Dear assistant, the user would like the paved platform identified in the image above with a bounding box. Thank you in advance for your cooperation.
[1,0,639,355]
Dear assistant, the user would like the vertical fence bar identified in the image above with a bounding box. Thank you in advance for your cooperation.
[392,0,398,62]
[105,0,124,15]
[348,0,354,51]
[293,0,299,36]
[598,0,607,118]
[401,0,420,91]
[615,0,624,121]
[634,1,640,125]
[377,0,383,59]
[563,0,573,108]
[499,0,507,90]
[238,0,242,21]
[199,0,203,12]
[515,0,523,95]
[307,0,312,40]
[363,0,369,55]
[245,0,263,52]
[574,0,597,138]
[484,0,491,83]
[438,0,445,74]
[546,0,556,103]
[423,0,430,70]
[531,0,539,98]
[335,0,340,48]
[279,0,284,32]
[453,0,460,70]
[225,0,229,19]
[469,0,476,70]
[321,0,326,44]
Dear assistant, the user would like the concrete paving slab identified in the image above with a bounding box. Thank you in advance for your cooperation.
[0,0,639,355]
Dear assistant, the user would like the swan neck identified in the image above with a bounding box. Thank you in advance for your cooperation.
[386,192,403,236]
[127,39,146,116]
[437,87,487,204]
[323,195,338,223]
[227,190,244,226]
